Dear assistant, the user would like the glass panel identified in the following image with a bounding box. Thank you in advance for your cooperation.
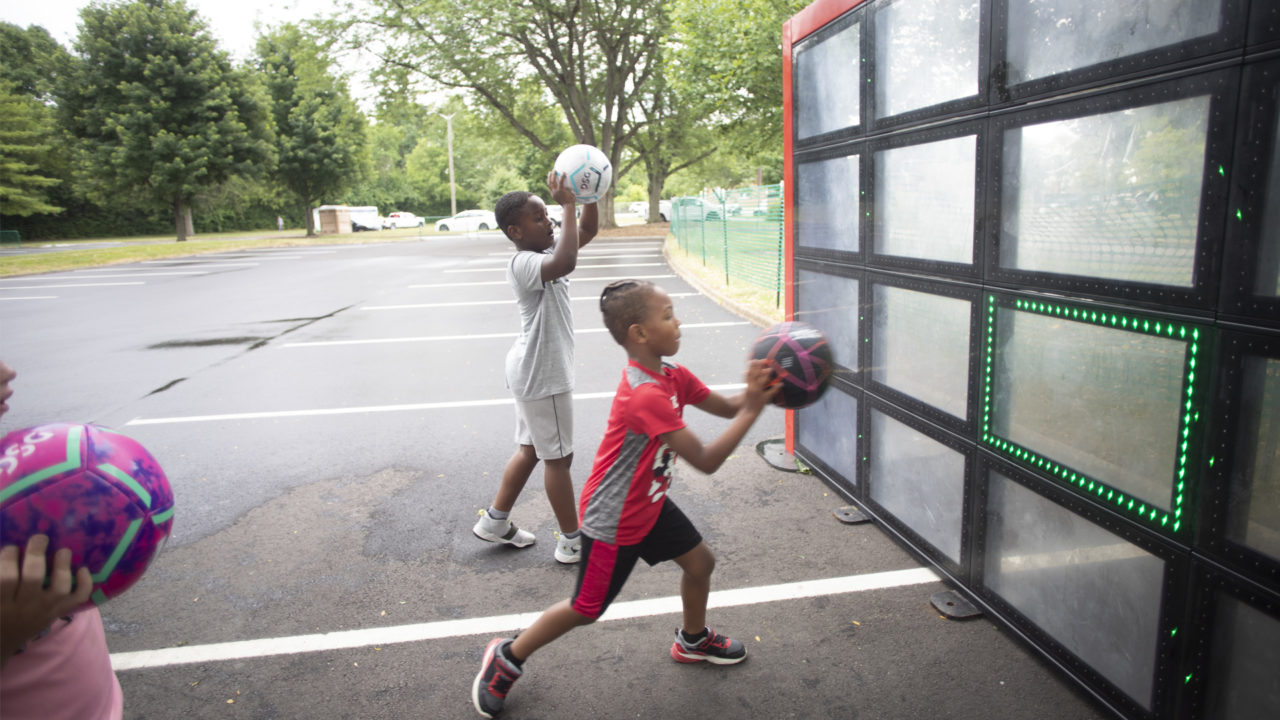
[1225,357,1280,560]
[1000,96,1210,286]
[797,385,859,486]
[1006,0,1222,85]
[1204,594,1280,720]
[1258,105,1280,296]
[869,410,964,563]
[796,21,861,139]
[872,285,971,418]
[875,135,976,263]
[798,155,860,253]
[984,471,1164,708]
[875,0,981,117]
[992,308,1185,510]
[796,269,859,373]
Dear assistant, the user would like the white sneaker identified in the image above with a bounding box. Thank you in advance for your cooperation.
[554,533,581,564]
[472,511,536,548]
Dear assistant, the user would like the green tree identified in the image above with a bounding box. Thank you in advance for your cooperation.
[257,24,368,236]
[670,0,807,159]
[0,23,73,101]
[60,0,274,241]
[336,0,668,227]
[0,81,62,217]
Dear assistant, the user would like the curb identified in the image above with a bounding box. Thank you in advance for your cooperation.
[661,236,779,329]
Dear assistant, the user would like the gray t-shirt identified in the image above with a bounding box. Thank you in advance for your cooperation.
[505,243,574,399]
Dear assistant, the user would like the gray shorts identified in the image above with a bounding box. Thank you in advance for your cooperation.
[513,391,573,459]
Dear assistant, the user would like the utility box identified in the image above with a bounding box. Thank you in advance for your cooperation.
[316,205,352,234]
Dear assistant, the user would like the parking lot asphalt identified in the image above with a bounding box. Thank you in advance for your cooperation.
[0,232,1112,719]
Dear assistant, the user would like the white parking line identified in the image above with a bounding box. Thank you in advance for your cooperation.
[108,567,939,671]
[361,292,699,311]
[0,296,56,301]
[445,263,666,274]
[3,271,210,279]
[141,261,260,267]
[0,282,145,289]
[125,384,748,426]
[410,274,675,289]
[280,321,748,348]
[481,252,661,259]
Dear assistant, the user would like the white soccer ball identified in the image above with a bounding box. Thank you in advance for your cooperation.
[553,144,612,204]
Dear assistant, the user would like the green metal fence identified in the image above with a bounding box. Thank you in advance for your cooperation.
[669,183,785,306]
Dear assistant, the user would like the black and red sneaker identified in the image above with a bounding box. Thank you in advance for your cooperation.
[472,638,522,717]
[670,627,747,665]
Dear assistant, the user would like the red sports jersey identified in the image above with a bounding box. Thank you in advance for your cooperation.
[579,360,710,544]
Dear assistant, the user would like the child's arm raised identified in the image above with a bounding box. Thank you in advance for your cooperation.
[541,171,580,283]
[578,201,599,249]
[661,360,777,475]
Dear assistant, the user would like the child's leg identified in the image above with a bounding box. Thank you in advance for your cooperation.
[542,455,579,533]
[509,600,594,662]
[672,542,716,635]
[491,444,539,513]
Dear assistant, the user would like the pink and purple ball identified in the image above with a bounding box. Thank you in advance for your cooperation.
[0,423,174,605]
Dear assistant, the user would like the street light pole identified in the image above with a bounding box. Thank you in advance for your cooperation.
[442,113,457,218]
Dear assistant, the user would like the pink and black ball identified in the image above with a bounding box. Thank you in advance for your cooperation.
[0,423,174,605]
[751,321,835,409]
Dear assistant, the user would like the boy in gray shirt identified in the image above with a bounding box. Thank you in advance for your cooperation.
[473,170,599,563]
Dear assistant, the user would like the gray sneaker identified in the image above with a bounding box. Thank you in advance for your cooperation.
[472,638,522,717]
[473,511,536,548]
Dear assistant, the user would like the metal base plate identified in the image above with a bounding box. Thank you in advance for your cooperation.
[931,590,983,619]
[755,438,799,472]
[833,505,871,524]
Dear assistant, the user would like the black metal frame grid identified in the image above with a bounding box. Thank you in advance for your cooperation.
[971,453,1192,720]
[794,258,866,383]
[793,376,864,502]
[791,5,869,149]
[990,0,1249,107]
[864,0,992,131]
[858,393,975,582]
[1179,559,1280,720]
[984,67,1239,314]
[793,145,867,265]
[863,271,982,436]
[1220,55,1280,328]
[1249,0,1280,52]
[787,3,1280,719]
[863,119,987,280]
[980,291,1213,541]
[1196,329,1280,592]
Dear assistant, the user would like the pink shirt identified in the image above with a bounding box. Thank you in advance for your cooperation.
[1,607,123,720]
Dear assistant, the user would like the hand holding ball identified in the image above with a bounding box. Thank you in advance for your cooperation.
[1,423,174,606]
[751,322,835,409]
[554,144,612,204]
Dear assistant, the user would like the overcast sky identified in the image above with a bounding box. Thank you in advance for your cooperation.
[1,0,343,60]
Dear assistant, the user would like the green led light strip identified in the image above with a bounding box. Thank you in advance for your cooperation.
[981,295,1203,533]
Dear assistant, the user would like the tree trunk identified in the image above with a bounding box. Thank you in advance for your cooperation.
[183,205,194,238]
[648,172,664,223]
[174,195,187,242]
[598,193,616,229]
[304,202,316,237]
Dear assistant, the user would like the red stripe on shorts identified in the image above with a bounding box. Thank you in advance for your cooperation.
[572,540,620,619]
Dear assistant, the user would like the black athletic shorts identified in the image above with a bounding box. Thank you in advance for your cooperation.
[570,500,703,619]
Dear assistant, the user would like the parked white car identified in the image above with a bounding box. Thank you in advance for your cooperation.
[383,211,425,229]
[627,200,672,221]
[435,209,498,232]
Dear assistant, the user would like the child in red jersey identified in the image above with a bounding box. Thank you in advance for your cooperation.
[471,280,777,718]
